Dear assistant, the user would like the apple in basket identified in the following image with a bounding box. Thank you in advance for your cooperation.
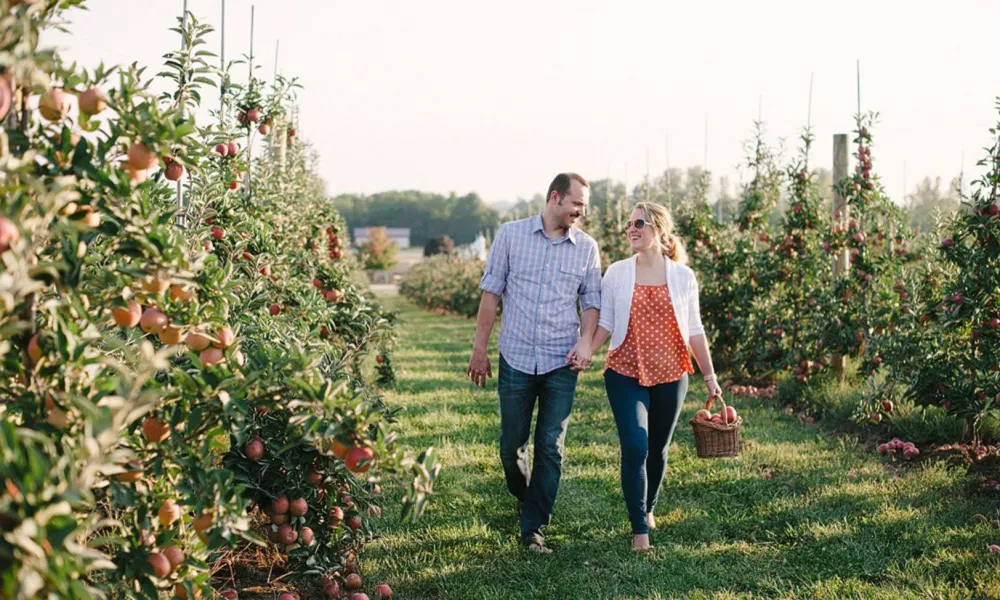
[706,406,739,425]
[695,409,712,422]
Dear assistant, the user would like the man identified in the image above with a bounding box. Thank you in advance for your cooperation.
[467,172,601,554]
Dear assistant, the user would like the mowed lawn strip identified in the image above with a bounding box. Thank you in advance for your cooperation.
[365,295,1000,600]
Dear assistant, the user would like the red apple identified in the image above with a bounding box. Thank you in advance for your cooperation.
[214,327,235,349]
[272,495,290,514]
[346,574,363,590]
[307,470,324,486]
[374,584,393,598]
[277,524,297,545]
[345,446,374,473]
[245,437,264,461]
[199,347,225,367]
[186,331,212,351]
[211,226,225,241]
[300,526,314,545]
[139,308,168,334]
[164,161,184,181]
[147,552,171,578]
[128,142,158,170]
[112,300,142,328]
[162,545,184,571]
[290,497,308,517]
[78,87,107,116]
[269,303,281,316]
[0,217,20,252]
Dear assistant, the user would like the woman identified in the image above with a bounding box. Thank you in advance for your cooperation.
[587,201,723,552]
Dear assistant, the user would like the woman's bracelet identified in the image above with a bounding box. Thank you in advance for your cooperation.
[703,373,717,383]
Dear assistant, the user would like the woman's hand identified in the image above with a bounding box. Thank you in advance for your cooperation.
[567,339,593,371]
[706,377,723,399]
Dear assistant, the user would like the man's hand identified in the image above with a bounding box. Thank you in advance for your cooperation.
[567,339,593,371]
[467,347,492,388]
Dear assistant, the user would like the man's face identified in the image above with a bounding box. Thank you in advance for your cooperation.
[553,180,589,228]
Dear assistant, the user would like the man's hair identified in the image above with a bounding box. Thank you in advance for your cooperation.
[546,172,589,204]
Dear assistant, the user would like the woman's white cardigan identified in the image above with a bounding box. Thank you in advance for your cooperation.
[597,254,706,352]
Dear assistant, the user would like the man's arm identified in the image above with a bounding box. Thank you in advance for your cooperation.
[468,225,510,387]
[468,292,500,387]
[567,241,602,369]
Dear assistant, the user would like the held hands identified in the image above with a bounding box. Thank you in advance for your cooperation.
[567,339,593,371]
[467,347,492,388]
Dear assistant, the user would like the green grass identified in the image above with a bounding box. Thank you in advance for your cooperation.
[365,296,1000,600]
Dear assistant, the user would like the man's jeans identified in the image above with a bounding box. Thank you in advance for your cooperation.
[498,354,578,544]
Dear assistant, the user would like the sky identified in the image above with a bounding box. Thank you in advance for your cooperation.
[45,0,1000,207]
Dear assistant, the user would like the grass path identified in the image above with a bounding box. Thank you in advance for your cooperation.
[365,296,1000,600]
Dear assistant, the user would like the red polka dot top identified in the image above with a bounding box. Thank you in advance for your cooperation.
[605,284,694,386]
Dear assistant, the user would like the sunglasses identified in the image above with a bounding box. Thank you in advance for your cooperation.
[624,219,649,231]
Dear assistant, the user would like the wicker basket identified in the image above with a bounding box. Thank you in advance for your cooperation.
[690,395,742,458]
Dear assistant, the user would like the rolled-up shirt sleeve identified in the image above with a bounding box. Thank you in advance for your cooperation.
[597,265,615,333]
[688,273,706,338]
[479,225,510,296]
[579,242,602,312]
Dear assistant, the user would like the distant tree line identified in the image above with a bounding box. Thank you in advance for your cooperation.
[331,170,965,251]
[331,191,501,248]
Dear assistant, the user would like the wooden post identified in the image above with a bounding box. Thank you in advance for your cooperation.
[831,133,849,377]
[176,0,188,228]
[644,146,650,203]
[14,75,36,368]
[664,134,671,210]
[220,0,226,121]
[247,5,255,198]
